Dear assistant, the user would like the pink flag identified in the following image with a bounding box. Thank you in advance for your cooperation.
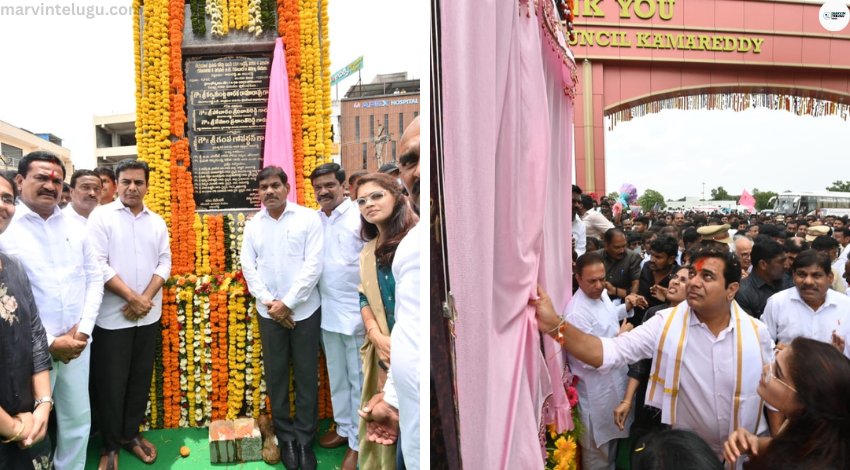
[263,37,298,204]
[739,189,756,211]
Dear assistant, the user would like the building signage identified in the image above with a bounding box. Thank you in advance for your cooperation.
[572,0,766,54]
[353,98,419,109]
[330,56,364,87]
[570,31,764,53]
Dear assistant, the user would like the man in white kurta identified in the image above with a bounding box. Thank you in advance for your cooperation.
[762,250,850,347]
[87,161,171,468]
[0,153,103,470]
[563,255,637,470]
[572,186,586,257]
[311,163,366,470]
[241,166,324,470]
[63,169,103,225]
[535,248,774,465]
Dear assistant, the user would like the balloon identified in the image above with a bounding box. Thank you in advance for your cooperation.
[613,202,623,216]
[620,184,638,205]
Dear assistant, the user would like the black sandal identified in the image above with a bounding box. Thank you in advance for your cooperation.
[99,449,119,470]
[122,435,157,464]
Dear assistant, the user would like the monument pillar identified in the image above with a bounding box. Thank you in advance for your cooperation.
[574,59,606,196]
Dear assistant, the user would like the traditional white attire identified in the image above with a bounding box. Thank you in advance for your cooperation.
[762,287,850,346]
[0,204,104,470]
[317,198,366,451]
[565,290,633,470]
[572,215,586,257]
[597,301,773,464]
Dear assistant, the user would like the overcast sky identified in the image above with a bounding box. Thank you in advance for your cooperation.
[603,106,850,201]
[0,0,423,170]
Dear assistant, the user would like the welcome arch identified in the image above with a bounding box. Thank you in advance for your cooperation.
[570,0,850,195]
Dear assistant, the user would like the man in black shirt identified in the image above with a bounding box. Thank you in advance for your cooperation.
[594,228,642,304]
[635,235,679,325]
[735,239,791,318]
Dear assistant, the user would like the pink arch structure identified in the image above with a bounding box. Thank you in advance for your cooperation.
[571,0,850,195]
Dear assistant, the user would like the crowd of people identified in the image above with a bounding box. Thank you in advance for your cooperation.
[0,118,422,470]
[534,185,850,470]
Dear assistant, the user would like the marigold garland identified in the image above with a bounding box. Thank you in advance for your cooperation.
[136,0,337,431]
[137,0,172,223]
[277,0,305,204]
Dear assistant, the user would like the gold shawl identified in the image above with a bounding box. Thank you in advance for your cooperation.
[357,239,397,470]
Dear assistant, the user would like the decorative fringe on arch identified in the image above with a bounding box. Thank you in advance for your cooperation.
[607,92,850,130]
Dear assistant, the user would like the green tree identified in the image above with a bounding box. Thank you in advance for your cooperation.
[676,196,687,202]
[826,180,850,192]
[752,188,779,212]
[607,191,620,201]
[637,189,667,211]
[710,186,732,200]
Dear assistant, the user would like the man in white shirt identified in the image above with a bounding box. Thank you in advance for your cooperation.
[810,234,847,294]
[581,194,614,239]
[762,250,850,348]
[93,167,116,206]
[358,117,421,469]
[64,169,103,224]
[241,166,324,470]
[564,252,641,470]
[0,152,104,470]
[572,185,586,257]
[311,163,365,470]
[87,159,171,470]
[534,247,774,462]
[833,227,849,288]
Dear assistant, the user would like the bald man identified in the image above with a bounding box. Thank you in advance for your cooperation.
[734,237,753,278]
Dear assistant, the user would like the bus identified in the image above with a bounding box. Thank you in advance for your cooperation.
[767,191,850,216]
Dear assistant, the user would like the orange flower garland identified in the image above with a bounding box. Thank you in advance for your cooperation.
[134,0,338,432]
[138,0,172,222]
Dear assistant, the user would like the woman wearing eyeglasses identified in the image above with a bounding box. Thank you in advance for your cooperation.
[614,266,691,444]
[353,173,417,470]
[723,337,850,469]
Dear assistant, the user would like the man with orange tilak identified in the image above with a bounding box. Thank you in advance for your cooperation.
[533,246,775,466]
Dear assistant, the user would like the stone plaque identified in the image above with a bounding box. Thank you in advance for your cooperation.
[186,55,271,210]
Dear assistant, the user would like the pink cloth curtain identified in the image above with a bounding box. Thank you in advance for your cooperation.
[442,0,576,467]
[264,37,298,204]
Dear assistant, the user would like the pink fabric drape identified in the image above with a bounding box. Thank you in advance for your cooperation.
[442,0,576,468]
[264,37,298,204]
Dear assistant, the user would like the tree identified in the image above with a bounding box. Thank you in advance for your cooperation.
[637,189,666,211]
[710,186,732,201]
[752,188,778,212]
[826,180,850,192]
[676,196,687,202]
[607,191,620,201]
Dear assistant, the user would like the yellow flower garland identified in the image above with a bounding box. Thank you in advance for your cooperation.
[186,279,196,425]
[200,215,210,275]
[137,0,172,227]
[296,0,332,209]
[194,213,203,273]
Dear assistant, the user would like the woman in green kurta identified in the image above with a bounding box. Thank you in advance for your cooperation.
[354,173,418,470]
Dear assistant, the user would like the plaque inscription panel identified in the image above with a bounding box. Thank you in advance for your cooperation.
[186,56,270,210]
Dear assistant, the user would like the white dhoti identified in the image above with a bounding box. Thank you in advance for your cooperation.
[323,330,364,450]
[49,344,92,470]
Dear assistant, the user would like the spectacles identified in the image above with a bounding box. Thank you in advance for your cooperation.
[356,190,387,207]
[668,273,689,284]
[763,349,797,394]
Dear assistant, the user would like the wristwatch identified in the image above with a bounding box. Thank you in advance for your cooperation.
[34,397,54,411]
